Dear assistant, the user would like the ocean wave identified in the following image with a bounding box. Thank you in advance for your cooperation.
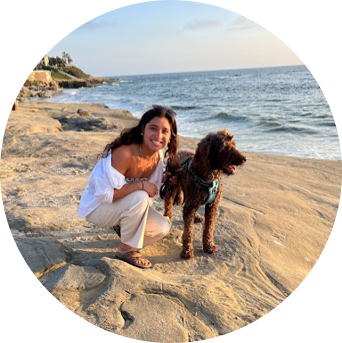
[266,126,317,134]
[297,112,331,120]
[63,89,80,96]
[213,76,230,80]
[118,80,129,83]
[300,112,315,117]
[257,120,281,128]
[214,74,242,79]
[264,99,283,102]
[169,105,198,110]
[320,122,336,127]
[202,112,248,122]
[217,112,249,121]
[314,114,331,119]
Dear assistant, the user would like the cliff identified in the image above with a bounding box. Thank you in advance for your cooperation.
[57,76,115,88]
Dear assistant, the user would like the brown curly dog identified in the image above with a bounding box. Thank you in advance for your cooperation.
[163,129,247,259]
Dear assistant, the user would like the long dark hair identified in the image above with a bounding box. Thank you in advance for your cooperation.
[100,107,179,169]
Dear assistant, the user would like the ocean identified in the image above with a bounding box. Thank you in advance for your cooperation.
[47,65,341,160]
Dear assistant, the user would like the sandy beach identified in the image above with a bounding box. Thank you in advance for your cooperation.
[1,101,341,342]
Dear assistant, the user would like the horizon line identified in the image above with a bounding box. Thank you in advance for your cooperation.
[96,63,305,79]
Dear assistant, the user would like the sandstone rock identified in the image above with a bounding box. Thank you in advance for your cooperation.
[18,86,33,98]
[58,80,89,88]
[14,236,67,278]
[41,264,106,292]
[2,101,341,342]
[77,109,91,117]
[120,294,189,342]
[57,114,116,131]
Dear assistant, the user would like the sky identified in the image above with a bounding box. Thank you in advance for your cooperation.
[47,1,302,77]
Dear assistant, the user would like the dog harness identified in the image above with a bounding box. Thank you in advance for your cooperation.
[182,160,219,205]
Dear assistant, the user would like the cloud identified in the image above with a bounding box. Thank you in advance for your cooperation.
[228,15,258,31]
[183,19,221,30]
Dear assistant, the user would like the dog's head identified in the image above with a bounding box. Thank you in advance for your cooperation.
[218,129,247,175]
[192,128,246,176]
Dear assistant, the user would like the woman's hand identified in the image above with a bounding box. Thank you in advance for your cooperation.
[162,171,178,184]
[143,181,159,198]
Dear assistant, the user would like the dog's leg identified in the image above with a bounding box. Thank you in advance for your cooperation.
[173,188,184,206]
[164,182,183,224]
[181,204,199,259]
[203,202,219,254]
[164,187,175,224]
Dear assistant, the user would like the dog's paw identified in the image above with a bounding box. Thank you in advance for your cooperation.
[194,214,204,223]
[203,244,218,254]
[180,248,194,259]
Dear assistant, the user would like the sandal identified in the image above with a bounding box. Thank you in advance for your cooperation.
[115,250,152,269]
[113,225,121,238]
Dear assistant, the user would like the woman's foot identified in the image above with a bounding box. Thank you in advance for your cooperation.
[116,243,151,268]
[115,250,152,269]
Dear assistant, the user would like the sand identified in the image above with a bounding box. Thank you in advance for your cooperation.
[1,101,341,342]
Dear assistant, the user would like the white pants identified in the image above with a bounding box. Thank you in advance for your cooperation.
[85,191,171,249]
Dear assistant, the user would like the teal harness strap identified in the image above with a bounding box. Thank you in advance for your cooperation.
[203,179,219,205]
[183,160,219,206]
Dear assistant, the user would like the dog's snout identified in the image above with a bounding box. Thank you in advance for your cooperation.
[242,156,247,163]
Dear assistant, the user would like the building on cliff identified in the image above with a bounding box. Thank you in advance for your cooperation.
[28,70,52,83]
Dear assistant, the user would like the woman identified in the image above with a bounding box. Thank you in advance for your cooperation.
[78,105,178,269]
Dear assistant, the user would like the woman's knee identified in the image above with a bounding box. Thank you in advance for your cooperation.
[161,216,171,237]
[162,223,171,237]
[123,190,150,216]
[149,218,171,238]
[158,222,171,238]
[131,190,150,204]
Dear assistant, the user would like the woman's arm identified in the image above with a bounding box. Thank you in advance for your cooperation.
[162,171,178,184]
[111,146,158,200]
[112,181,143,201]
[113,180,158,200]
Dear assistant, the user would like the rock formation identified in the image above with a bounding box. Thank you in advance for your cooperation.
[1,102,341,342]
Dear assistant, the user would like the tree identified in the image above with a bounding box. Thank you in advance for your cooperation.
[66,54,73,65]
[49,56,66,69]
[62,52,73,65]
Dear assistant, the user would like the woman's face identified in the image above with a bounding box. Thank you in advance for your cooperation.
[142,117,172,153]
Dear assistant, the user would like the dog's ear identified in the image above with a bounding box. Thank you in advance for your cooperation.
[192,137,211,174]
[221,128,234,141]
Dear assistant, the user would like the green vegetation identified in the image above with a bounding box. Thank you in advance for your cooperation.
[52,72,71,80]
[63,66,90,79]
[33,52,92,82]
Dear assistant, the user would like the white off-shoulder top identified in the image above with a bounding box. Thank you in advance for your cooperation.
[78,149,164,217]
